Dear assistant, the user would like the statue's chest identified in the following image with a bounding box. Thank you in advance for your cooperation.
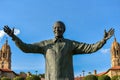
[45,42,68,60]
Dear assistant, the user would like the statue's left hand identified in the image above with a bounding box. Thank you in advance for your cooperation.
[104,28,114,41]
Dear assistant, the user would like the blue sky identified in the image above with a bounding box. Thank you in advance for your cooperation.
[0,0,120,77]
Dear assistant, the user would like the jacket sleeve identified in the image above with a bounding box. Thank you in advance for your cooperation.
[72,39,106,55]
[12,35,45,54]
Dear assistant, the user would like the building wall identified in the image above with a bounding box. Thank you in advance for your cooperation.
[111,39,120,67]
[0,71,2,77]
[106,70,120,78]
[2,72,16,79]
[0,40,11,70]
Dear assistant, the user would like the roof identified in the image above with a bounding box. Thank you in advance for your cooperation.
[97,66,120,76]
[110,66,120,70]
[96,72,106,76]
[0,68,18,75]
[0,69,12,72]
[74,77,84,80]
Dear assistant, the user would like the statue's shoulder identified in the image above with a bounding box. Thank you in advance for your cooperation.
[64,38,83,44]
[64,38,74,43]
[41,39,53,44]
[64,38,77,41]
[64,38,71,41]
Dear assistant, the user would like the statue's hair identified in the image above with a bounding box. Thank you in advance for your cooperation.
[55,21,66,32]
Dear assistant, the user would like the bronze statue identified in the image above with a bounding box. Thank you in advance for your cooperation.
[3,21,114,80]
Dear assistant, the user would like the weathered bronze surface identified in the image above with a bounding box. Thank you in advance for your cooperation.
[3,21,114,80]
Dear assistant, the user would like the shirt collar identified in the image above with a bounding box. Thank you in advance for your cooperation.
[53,37,64,43]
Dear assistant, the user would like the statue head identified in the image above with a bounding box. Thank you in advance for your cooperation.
[53,21,66,38]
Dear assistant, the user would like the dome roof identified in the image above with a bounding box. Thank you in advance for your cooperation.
[1,39,10,53]
[111,38,120,54]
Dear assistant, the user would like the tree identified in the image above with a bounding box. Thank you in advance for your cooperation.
[111,75,120,80]
[98,75,111,80]
[84,75,98,80]
[13,76,25,80]
[35,71,38,75]
[26,75,40,80]
[82,70,85,77]
[1,77,11,80]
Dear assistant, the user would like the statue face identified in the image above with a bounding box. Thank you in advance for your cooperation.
[53,22,64,38]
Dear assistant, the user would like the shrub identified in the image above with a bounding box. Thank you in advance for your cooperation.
[84,75,98,80]
[26,75,40,80]
[13,76,24,80]
[39,74,45,78]
[1,77,11,80]
[111,75,120,80]
[98,75,111,80]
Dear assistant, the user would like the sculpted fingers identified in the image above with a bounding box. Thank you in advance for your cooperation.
[109,28,114,36]
[3,25,14,37]
[3,25,9,32]
[107,28,114,38]
[104,28,114,40]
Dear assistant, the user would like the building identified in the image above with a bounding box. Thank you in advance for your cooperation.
[0,39,11,69]
[0,68,17,79]
[0,39,17,79]
[97,37,120,77]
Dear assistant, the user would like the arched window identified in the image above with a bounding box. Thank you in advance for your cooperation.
[3,53,5,58]
[3,53,7,58]
[118,59,120,65]
[1,62,4,68]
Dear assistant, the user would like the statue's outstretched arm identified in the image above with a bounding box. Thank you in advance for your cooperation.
[73,28,114,55]
[3,26,44,54]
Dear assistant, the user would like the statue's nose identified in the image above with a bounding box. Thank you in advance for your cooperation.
[55,28,60,32]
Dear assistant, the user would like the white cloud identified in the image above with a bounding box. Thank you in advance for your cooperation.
[0,30,5,41]
[14,29,20,35]
[100,48,110,54]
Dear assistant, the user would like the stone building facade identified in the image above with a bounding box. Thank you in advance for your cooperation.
[0,39,11,69]
[0,39,17,79]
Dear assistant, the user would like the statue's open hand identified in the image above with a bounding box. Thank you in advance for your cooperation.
[3,26,14,37]
[104,28,114,41]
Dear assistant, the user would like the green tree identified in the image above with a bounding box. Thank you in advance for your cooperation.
[13,76,24,80]
[1,77,11,80]
[111,75,120,80]
[35,71,38,75]
[26,75,40,80]
[98,75,111,80]
[84,75,98,80]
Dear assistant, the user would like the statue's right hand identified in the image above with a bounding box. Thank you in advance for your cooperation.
[3,25,14,37]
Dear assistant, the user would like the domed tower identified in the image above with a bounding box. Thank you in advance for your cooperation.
[111,37,120,67]
[0,39,11,69]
